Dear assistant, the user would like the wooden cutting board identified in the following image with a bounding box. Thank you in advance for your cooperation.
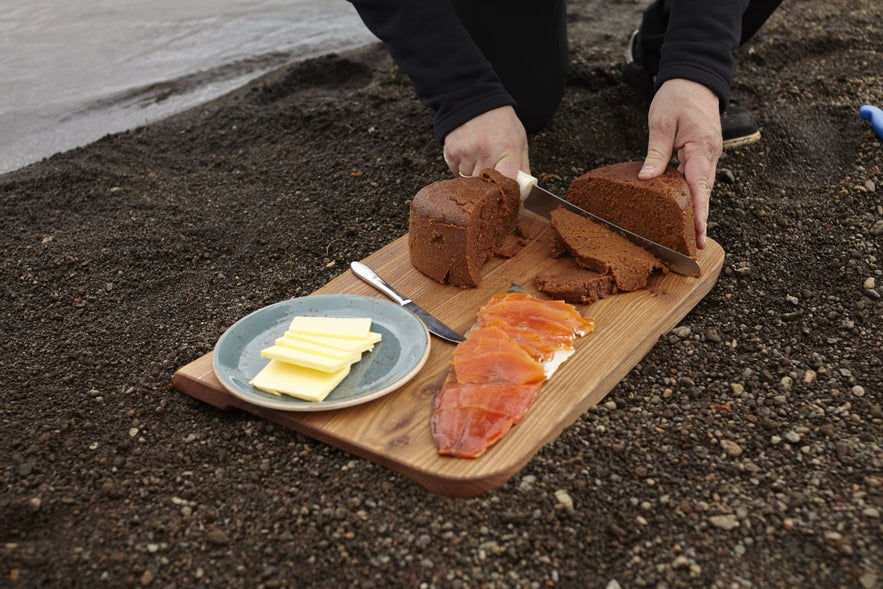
[173,212,724,497]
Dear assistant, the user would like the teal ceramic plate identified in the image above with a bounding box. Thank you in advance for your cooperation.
[213,294,430,411]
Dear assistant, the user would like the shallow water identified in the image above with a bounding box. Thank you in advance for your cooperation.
[0,0,375,174]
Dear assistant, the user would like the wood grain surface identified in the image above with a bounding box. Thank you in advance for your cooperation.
[173,212,725,497]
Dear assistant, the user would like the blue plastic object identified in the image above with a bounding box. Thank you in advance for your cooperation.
[860,104,883,139]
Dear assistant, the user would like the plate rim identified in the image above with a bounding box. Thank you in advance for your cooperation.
[212,294,430,412]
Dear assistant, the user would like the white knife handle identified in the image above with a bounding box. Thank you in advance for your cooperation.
[350,261,411,306]
[515,170,537,201]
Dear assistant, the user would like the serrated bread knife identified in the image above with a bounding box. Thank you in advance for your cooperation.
[516,170,700,277]
[350,261,465,344]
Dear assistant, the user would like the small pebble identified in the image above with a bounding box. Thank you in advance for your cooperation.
[721,440,744,457]
[671,326,692,338]
[554,489,575,514]
[672,555,691,569]
[205,528,230,546]
[709,514,740,530]
[860,572,878,589]
[852,385,865,397]
[519,475,536,492]
[864,277,876,290]
[784,431,802,444]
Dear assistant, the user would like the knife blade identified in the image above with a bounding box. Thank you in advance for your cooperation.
[350,261,465,344]
[516,170,700,277]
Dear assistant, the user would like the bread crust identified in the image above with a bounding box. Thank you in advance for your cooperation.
[567,161,697,259]
[408,169,520,287]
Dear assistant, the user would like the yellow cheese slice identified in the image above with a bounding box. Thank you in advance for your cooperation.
[260,345,359,373]
[281,330,382,353]
[273,336,363,360]
[250,360,350,402]
[288,316,372,340]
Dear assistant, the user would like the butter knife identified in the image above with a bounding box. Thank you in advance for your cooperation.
[350,261,465,343]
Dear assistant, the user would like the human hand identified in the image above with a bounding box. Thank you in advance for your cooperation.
[443,106,529,180]
[638,79,723,249]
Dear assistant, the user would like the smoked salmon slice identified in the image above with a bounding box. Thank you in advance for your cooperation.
[477,292,595,336]
[479,319,562,361]
[432,292,594,458]
[431,382,543,458]
[451,325,546,384]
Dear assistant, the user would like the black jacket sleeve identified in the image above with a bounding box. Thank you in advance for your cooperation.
[348,0,516,143]
[653,0,753,109]
[350,0,761,129]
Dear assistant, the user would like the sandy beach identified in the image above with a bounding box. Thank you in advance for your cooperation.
[2,1,881,587]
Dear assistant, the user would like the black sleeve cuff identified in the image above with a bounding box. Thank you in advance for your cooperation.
[654,64,731,112]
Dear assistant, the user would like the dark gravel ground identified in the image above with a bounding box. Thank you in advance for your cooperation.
[2,1,881,587]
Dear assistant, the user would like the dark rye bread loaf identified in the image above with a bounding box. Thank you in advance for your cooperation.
[408,169,520,287]
[567,162,698,259]
[535,264,616,305]
[550,207,666,292]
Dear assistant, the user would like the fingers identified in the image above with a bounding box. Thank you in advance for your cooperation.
[641,79,722,249]
[681,153,713,249]
[639,116,675,181]
[443,148,484,178]
[639,86,680,180]
[443,145,475,177]
[442,106,528,180]
[445,141,528,180]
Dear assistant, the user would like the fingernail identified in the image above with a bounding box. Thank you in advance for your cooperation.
[639,163,655,176]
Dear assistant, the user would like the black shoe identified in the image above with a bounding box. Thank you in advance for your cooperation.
[721,101,761,149]
[623,29,762,150]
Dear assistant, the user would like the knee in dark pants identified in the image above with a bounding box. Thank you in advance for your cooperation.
[501,73,567,133]
[453,0,568,133]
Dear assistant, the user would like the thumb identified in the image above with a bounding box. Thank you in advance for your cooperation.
[639,127,675,180]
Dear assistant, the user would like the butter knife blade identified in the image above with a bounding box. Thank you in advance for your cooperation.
[350,262,465,344]
[516,171,701,277]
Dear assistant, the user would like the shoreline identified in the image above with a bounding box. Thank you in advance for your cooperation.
[1,2,375,176]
